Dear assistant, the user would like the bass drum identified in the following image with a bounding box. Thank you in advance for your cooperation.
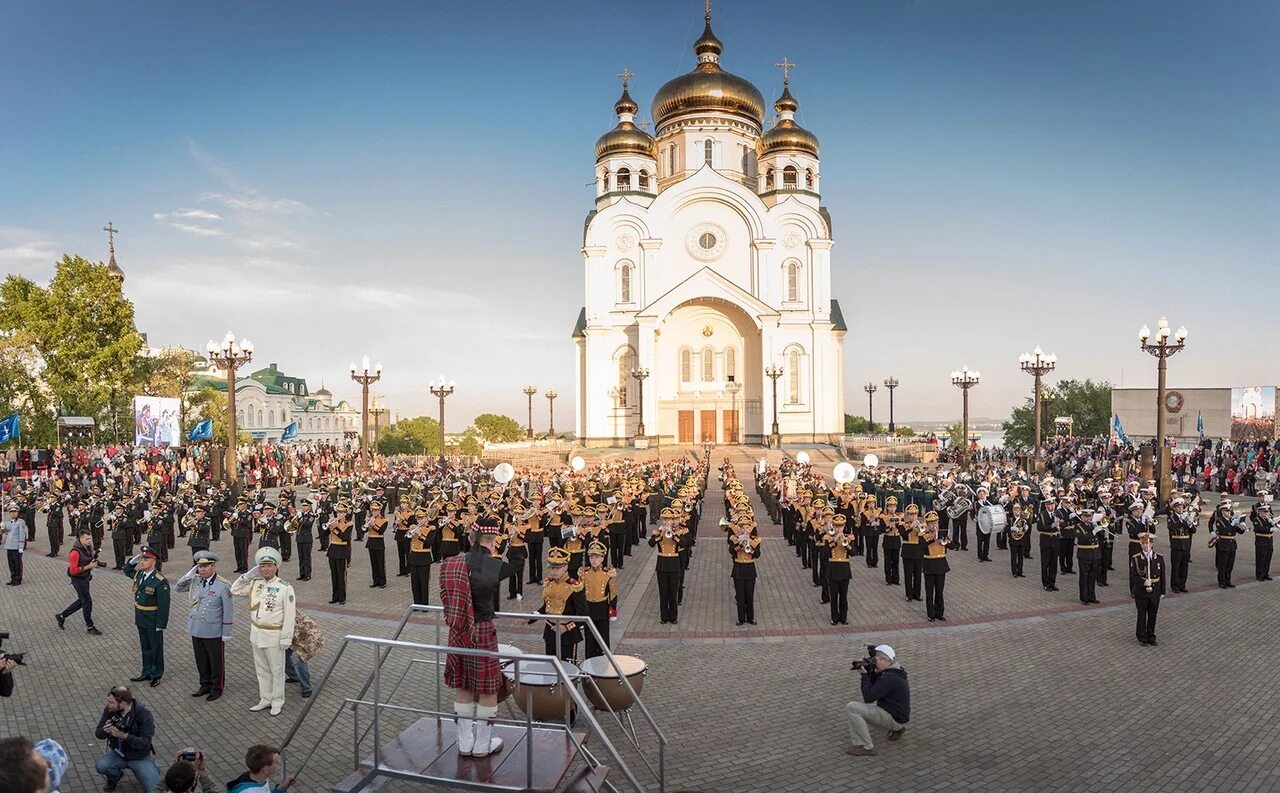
[977,504,1007,535]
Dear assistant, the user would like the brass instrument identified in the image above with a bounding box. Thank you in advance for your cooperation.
[1010,516,1029,542]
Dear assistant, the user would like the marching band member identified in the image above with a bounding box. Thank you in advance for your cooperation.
[900,505,925,601]
[1209,497,1242,588]
[1071,510,1102,604]
[534,547,585,661]
[973,486,993,561]
[294,499,315,581]
[729,515,760,625]
[1249,500,1275,581]
[825,514,853,625]
[326,501,353,605]
[407,505,441,605]
[1129,532,1165,646]
[882,504,906,586]
[1007,500,1028,578]
[580,540,618,658]
[922,511,949,622]
[650,507,683,624]
[393,501,413,577]
[365,500,389,589]
[1038,495,1061,592]
[1166,496,1195,592]
[862,495,886,569]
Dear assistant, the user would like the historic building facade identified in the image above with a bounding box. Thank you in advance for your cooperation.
[188,361,360,446]
[573,10,845,446]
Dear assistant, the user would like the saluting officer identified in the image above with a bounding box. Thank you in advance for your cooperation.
[124,547,171,686]
[174,550,234,701]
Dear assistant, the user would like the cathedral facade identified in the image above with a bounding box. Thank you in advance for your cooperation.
[573,10,846,446]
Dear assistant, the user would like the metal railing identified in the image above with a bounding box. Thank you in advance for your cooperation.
[279,603,668,793]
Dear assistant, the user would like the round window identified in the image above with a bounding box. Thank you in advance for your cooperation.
[699,232,717,250]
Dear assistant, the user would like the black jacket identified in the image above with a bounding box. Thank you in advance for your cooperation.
[95,700,156,760]
[861,666,910,724]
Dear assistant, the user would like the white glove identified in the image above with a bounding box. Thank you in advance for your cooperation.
[186,565,199,579]
[128,553,143,565]
[244,565,262,580]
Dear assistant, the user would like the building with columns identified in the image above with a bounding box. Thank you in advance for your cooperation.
[573,8,846,446]
[187,361,360,446]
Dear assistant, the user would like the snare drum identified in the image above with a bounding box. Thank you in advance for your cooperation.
[579,655,647,712]
[512,660,581,722]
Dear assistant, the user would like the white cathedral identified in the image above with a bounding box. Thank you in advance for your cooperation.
[572,9,845,447]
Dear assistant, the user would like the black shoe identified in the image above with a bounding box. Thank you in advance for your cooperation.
[1227,583,1236,588]
[937,616,947,621]
[55,614,66,630]
[150,677,162,687]
[88,626,103,636]
[47,552,58,557]
[737,620,746,626]
[831,620,840,626]
[928,617,936,622]
[369,583,379,588]
[328,599,339,604]
[747,620,756,625]
[104,779,120,792]
[1098,581,1109,587]
[206,690,223,701]
[192,687,211,697]
[1088,599,1100,604]
[1148,638,1158,646]
[1139,639,1152,646]
[301,690,312,699]
[129,675,151,682]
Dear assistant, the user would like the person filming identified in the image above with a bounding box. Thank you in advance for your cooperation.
[94,685,160,792]
[845,644,910,756]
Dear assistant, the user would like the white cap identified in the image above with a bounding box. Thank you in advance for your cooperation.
[874,644,896,661]
[255,547,282,566]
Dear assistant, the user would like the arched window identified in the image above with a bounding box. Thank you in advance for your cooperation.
[680,349,692,383]
[617,167,631,191]
[668,145,676,175]
[237,409,244,426]
[617,351,631,407]
[701,346,715,382]
[741,146,749,174]
[783,165,797,188]
[638,169,650,191]
[766,168,775,190]
[268,410,275,426]
[805,168,814,189]
[787,349,802,404]
[599,168,608,190]
[257,410,264,427]
[725,347,737,381]
[703,140,714,165]
[619,262,632,303]
[787,261,800,302]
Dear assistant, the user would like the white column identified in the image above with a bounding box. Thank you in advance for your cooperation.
[751,238,774,301]
[807,239,834,322]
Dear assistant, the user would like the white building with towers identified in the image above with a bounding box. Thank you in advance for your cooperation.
[572,5,846,446]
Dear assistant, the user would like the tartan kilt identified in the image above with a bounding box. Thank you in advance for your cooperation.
[445,619,501,695]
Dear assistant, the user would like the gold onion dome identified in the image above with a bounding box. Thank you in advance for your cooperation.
[595,87,657,161]
[651,19,765,129]
[758,85,819,157]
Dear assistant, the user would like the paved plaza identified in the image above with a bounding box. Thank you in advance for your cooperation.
[2,454,1277,793]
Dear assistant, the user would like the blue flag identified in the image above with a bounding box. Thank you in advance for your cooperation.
[1196,410,1204,439]
[187,418,213,442]
[0,413,19,443]
[1113,413,1129,446]
[281,420,299,441]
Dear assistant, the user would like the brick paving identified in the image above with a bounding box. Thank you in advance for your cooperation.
[2,463,1276,793]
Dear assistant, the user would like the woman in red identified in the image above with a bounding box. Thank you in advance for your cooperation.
[440,515,516,758]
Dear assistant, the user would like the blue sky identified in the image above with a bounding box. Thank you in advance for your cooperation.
[2,0,1276,427]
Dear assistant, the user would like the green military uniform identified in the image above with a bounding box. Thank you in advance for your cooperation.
[124,554,171,683]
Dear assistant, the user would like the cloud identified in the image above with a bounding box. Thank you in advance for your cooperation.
[165,223,225,237]
[0,226,60,266]
[153,209,221,222]
[201,191,310,215]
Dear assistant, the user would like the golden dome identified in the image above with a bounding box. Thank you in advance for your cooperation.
[758,85,819,157]
[651,20,765,129]
[595,121,657,161]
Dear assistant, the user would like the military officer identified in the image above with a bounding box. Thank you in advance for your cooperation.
[230,547,297,717]
[123,548,170,686]
[1129,532,1166,646]
[294,499,315,581]
[174,550,234,701]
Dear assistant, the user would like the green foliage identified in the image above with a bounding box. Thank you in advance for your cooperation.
[844,415,885,435]
[945,423,965,449]
[1001,378,1112,448]
[451,428,485,457]
[377,416,442,456]
[0,255,143,444]
[186,387,250,445]
[472,413,524,443]
[896,425,917,438]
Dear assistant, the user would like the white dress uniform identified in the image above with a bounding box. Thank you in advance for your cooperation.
[231,564,296,715]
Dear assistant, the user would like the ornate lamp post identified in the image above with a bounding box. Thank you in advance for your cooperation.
[864,382,878,431]
[205,331,253,485]
[765,363,783,447]
[1139,317,1188,508]
[522,386,538,439]
[950,366,981,469]
[883,377,899,434]
[430,376,455,466]
[1018,347,1057,474]
[726,380,741,443]
[630,367,650,438]
[349,356,383,471]
[546,389,558,437]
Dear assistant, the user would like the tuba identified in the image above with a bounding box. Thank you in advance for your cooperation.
[1010,516,1029,541]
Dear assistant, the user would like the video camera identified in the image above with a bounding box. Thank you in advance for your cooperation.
[0,631,25,666]
[850,644,879,674]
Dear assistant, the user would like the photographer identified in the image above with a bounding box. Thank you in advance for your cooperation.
[94,685,160,792]
[55,528,103,635]
[160,751,215,793]
[1,651,17,697]
[845,644,909,756]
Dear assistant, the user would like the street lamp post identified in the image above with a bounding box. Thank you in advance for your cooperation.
[1139,317,1188,508]
[205,331,254,485]
[765,364,783,448]
[430,376,455,467]
[950,366,981,470]
[864,383,878,432]
[883,377,899,434]
[349,356,383,471]
[726,380,741,443]
[522,386,538,439]
[1018,346,1058,474]
[546,389,558,437]
[630,367,650,438]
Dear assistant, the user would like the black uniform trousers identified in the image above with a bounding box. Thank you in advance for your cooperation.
[584,601,610,659]
[609,530,626,568]
[656,570,680,623]
[1098,543,1113,584]
[1039,535,1059,588]
[409,563,432,605]
[506,547,527,599]
[814,549,826,591]
[1215,540,1237,586]
[995,528,1008,551]
[1058,537,1075,573]
[279,532,292,562]
[1010,539,1025,577]
[112,535,129,568]
[526,539,544,583]
[368,547,386,587]
[232,535,250,572]
[953,516,969,550]
[137,623,164,679]
[883,540,901,585]
[6,549,23,584]
[827,577,849,623]
[1169,540,1190,590]
[733,577,756,623]
[902,557,923,599]
[291,541,309,579]
[329,557,348,603]
[1134,591,1159,642]
[192,635,225,692]
[1077,549,1099,602]
[924,573,946,619]
[1256,536,1274,580]
[976,529,991,561]
[863,529,879,567]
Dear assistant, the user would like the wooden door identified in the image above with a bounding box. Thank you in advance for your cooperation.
[677,411,694,444]
[724,410,740,444]
[700,410,717,444]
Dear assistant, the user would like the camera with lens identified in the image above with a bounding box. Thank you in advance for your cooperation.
[178,748,202,763]
[0,631,25,666]
[850,644,879,674]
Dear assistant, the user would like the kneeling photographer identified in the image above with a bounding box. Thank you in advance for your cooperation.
[0,630,25,697]
[845,644,909,756]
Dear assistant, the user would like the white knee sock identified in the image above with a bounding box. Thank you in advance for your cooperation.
[455,701,477,755]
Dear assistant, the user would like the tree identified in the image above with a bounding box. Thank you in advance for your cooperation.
[945,423,965,449]
[1001,378,1112,448]
[450,427,485,457]
[896,425,917,438]
[186,387,250,446]
[0,329,55,445]
[844,415,884,435]
[377,416,441,456]
[472,413,524,443]
[138,348,198,426]
[0,255,143,439]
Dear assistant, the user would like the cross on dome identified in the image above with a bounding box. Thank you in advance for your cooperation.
[775,57,796,86]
